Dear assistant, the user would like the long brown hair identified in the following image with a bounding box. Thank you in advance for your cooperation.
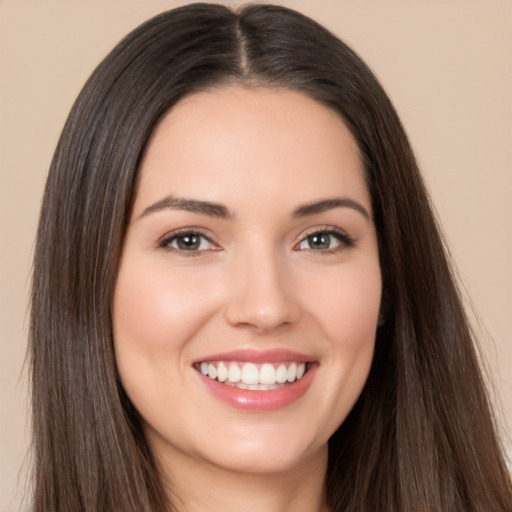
[30,3,512,511]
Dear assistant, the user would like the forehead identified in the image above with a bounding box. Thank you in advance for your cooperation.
[134,86,370,215]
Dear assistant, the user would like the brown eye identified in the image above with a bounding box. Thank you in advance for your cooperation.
[176,234,201,250]
[160,231,216,252]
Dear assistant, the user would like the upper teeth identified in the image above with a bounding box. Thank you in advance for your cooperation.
[198,361,307,387]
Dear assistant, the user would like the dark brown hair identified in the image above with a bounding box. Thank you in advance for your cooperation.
[30,3,512,511]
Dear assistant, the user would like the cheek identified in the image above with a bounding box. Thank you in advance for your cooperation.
[305,262,381,410]
[111,259,223,428]
[305,263,382,350]
[327,275,380,413]
[112,258,221,355]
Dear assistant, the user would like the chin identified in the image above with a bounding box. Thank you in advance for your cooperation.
[201,421,330,476]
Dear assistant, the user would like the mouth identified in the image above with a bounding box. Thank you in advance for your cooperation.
[194,361,309,390]
[193,350,317,411]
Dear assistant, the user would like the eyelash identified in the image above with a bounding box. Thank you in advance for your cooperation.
[158,227,356,255]
[295,227,356,254]
[158,229,218,256]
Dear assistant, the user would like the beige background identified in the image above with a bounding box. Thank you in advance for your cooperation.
[1,0,510,509]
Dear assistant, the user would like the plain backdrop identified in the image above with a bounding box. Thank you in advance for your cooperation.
[1,1,511,510]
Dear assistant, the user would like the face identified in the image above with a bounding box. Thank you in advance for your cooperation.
[113,86,381,478]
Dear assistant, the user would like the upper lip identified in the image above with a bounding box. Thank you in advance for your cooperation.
[193,349,315,364]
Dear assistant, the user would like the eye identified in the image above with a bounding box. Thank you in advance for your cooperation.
[296,229,355,252]
[159,230,218,253]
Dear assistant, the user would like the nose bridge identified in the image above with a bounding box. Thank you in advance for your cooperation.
[224,241,299,332]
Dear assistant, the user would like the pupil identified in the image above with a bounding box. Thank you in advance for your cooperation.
[309,234,329,250]
[177,235,200,250]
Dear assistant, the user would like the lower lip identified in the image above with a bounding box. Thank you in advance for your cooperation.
[196,364,317,412]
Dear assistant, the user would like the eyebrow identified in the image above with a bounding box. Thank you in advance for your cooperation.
[292,198,370,219]
[140,195,232,219]
[139,195,370,221]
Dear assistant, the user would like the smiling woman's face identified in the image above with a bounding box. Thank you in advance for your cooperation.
[113,86,381,478]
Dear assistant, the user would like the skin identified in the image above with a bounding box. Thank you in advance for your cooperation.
[113,86,382,512]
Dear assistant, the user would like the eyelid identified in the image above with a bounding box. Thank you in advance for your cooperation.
[294,225,357,252]
[156,225,356,255]
[157,227,221,253]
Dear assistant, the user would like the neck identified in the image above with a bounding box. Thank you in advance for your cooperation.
[157,446,330,512]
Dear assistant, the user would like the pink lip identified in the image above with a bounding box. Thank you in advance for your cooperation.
[194,349,318,412]
[193,348,314,364]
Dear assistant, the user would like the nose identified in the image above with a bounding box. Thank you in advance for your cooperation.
[223,248,301,333]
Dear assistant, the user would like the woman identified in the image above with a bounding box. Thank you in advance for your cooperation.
[29,3,512,511]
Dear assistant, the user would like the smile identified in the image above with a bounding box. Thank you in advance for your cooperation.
[195,361,308,390]
[193,350,317,411]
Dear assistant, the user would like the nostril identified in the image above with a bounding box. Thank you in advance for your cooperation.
[223,257,301,331]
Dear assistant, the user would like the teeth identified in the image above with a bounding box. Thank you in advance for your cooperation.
[208,363,217,380]
[228,364,241,383]
[260,364,276,385]
[287,362,297,382]
[217,362,228,382]
[240,362,259,385]
[198,361,308,387]
[230,382,281,390]
[275,364,287,383]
